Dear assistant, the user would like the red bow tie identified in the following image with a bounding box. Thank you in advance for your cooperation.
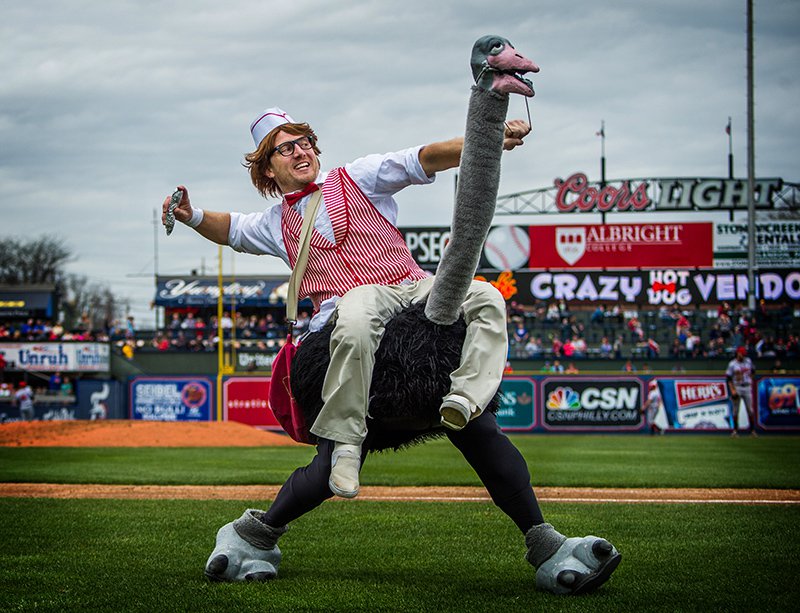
[284,183,319,207]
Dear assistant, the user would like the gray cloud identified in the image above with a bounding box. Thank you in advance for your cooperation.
[1,0,798,325]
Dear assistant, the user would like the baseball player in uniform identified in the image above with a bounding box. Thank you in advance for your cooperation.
[642,380,665,435]
[726,346,756,436]
[14,381,35,421]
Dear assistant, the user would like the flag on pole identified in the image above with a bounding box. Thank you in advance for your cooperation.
[596,126,605,137]
[725,117,731,135]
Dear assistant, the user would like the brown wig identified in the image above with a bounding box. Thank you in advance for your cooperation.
[243,123,321,199]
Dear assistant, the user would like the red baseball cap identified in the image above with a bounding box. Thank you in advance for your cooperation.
[736,346,747,356]
[18,381,26,387]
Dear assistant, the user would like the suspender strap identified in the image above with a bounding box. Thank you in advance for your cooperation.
[285,189,323,335]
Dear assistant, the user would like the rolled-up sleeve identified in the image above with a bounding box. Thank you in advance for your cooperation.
[347,145,435,199]
[228,207,290,266]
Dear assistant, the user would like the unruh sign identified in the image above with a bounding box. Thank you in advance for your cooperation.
[528,222,713,269]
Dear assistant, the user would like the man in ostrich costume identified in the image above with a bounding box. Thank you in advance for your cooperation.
[163,35,621,595]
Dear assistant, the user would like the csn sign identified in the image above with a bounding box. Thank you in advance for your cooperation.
[541,378,642,430]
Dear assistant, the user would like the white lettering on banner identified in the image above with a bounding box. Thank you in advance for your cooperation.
[530,274,642,303]
[527,271,799,305]
[553,174,783,212]
[4,343,109,372]
[581,387,639,410]
[158,279,269,300]
[404,231,450,264]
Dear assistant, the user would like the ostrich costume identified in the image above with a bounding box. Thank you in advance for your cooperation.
[291,36,532,450]
[204,36,622,595]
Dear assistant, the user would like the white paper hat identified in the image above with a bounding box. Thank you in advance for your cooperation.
[250,107,295,147]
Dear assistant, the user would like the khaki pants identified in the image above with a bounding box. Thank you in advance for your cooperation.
[309,277,508,445]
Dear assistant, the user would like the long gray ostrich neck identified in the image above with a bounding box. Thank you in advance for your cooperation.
[424,86,508,325]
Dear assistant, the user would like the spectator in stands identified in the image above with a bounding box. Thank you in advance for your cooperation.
[756,336,776,358]
[562,337,575,358]
[60,376,74,397]
[550,334,563,358]
[539,361,551,373]
[670,338,684,359]
[512,321,529,346]
[545,302,560,322]
[599,336,613,359]
[771,359,787,375]
[718,311,732,339]
[627,315,644,342]
[48,372,62,393]
[551,360,565,374]
[645,337,660,359]
[524,336,543,358]
[786,335,798,358]
[613,335,624,359]
[590,305,605,324]
[621,359,636,373]
[169,312,183,337]
[564,362,579,374]
[125,316,136,339]
[573,335,587,358]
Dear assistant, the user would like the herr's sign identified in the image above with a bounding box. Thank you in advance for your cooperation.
[554,173,784,213]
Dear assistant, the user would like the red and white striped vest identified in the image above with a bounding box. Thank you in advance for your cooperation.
[281,167,428,311]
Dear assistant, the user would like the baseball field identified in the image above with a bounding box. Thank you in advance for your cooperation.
[1,420,799,612]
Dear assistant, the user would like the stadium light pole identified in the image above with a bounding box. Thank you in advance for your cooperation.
[217,245,224,422]
[746,0,756,312]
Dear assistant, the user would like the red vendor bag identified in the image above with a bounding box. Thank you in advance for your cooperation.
[267,189,322,444]
[269,333,310,443]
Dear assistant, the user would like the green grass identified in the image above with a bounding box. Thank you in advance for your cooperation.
[1,498,798,612]
[2,434,800,611]
[1,434,799,488]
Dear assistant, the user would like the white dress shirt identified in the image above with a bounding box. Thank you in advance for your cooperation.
[228,145,434,331]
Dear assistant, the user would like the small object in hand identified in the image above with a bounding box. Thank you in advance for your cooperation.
[165,188,182,236]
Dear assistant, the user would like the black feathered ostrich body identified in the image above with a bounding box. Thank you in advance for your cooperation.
[291,36,538,451]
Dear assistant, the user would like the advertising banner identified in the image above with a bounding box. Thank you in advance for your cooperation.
[400,227,451,271]
[528,223,713,269]
[130,377,212,421]
[757,377,800,430]
[154,276,286,308]
[714,220,800,269]
[0,342,110,372]
[75,379,126,420]
[540,377,642,431]
[511,268,800,306]
[223,377,281,429]
[495,377,536,430]
[655,378,733,430]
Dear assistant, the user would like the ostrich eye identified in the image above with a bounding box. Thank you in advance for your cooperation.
[491,42,504,54]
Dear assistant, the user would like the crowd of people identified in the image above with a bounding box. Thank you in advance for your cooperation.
[1,299,797,363]
[506,299,798,362]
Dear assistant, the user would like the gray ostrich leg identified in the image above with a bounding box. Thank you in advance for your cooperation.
[424,86,508,325]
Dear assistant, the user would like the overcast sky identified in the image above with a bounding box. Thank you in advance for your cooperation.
[2,0,798,327]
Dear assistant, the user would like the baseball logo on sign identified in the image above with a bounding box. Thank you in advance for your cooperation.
[483,226,530,270]
[555,226,586,266]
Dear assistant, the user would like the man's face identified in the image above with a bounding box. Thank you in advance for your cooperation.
[266,131,320,194]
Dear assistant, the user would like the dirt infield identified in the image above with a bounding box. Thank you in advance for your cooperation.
[2,421,798,505]
[0,420,303,447]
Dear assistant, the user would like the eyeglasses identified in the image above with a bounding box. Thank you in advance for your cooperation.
[269,136,316,158]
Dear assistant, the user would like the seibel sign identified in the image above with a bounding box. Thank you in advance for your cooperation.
[554,172,784,213]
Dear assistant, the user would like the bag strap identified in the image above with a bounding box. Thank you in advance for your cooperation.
[285,188,324,335]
